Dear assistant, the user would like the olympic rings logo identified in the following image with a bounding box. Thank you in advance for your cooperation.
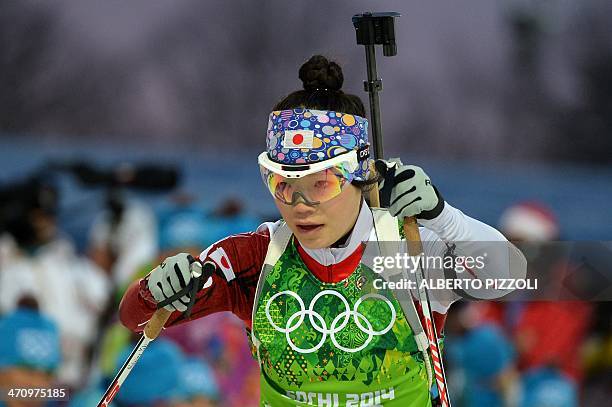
[264,289,396,354]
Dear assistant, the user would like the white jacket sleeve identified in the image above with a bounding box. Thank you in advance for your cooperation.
[417,202,527,312]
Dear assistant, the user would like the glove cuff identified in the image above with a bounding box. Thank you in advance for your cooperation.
[139,277,159,311]
[417,185,445,220]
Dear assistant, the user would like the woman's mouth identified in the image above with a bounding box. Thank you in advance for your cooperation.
[296,224,323,234]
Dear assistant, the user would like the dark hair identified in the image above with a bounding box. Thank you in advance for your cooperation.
[273,55,378,193]
[273,55,366,117]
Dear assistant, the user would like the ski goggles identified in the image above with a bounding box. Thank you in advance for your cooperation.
[258,150,359,206]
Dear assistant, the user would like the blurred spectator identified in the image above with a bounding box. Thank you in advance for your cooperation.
[499,201,559,242]
[88,189,158,286]
[446,304,520,406]
[498,201,592,382]
[112,339,183,406]
[110,339,218,407]
[163,312,259,407]
[204,198,262,245]
[0,304,61,407]
[157,195,260,258]
[172,359,219,407]
[520,367,578,407]
[156,193,211,259]
[511,301,591,382]
[0,178,111,387]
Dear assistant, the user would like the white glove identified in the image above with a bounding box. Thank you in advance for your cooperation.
[147,253,197,312]
[375,159,445,220]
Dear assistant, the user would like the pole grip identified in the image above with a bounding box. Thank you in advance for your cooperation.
[403,216,423,255]
[368,188,380,208]
[143,308,172,340]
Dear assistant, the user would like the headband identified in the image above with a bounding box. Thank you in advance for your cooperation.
[265,108,371,181]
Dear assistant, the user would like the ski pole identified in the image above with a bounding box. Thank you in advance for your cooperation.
[97,309,171,407]
[97,260,207,407]
[352,12,452,406]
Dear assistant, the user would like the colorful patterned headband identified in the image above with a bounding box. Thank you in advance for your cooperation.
[265,108,371,181]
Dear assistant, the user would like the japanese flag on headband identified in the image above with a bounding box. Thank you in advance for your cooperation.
[208,247,235,282]
[283,129,314,149]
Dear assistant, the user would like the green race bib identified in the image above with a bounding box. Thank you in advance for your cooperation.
[252,239,430,406]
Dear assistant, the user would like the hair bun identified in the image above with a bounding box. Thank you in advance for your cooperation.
[298,55,344,92]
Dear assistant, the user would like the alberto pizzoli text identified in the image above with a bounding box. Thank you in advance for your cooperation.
[374,278,538,291]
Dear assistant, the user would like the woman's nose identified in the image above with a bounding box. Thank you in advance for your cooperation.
[292,201,317,215]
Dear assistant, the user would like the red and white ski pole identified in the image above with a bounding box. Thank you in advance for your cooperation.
[97,308,172,407]
[404,218,451,407]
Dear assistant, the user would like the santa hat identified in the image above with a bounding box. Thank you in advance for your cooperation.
[499,201,559,241]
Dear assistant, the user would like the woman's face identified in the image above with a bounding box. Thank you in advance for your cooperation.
[275,183,362,249]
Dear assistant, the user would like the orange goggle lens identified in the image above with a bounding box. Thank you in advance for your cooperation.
[259,165,353,205]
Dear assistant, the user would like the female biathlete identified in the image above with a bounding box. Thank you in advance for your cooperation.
[120,55,523,406]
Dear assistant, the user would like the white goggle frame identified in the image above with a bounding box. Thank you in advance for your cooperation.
[257,149,360,179]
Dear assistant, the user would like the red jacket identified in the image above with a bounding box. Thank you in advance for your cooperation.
[119,229,446,335]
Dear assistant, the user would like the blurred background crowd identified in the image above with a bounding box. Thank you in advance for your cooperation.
[1,1,611,406]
